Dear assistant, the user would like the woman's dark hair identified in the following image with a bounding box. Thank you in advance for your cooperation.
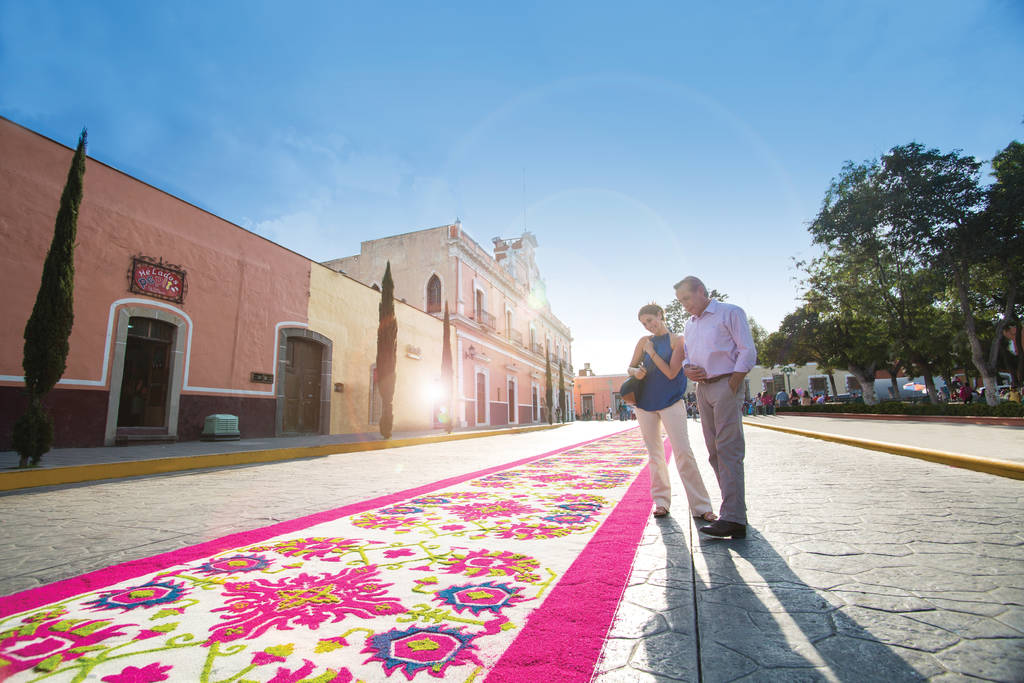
[637,303,663,318]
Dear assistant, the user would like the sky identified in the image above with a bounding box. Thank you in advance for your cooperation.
[2,1,1022,375]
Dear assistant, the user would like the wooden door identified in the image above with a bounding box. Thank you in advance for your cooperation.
[284,338,322,433]
[476,373,486,425]
[507,379,515,423]
[118,317,173,429]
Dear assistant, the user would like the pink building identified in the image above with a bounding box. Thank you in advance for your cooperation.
[324,224,574,426]
[572,364,629,419]
[0,117,450,449]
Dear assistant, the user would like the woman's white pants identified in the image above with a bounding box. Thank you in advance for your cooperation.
[635,400,713,514]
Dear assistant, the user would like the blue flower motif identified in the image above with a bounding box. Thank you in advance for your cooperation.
[362,624,481,678]
[84,580,186,612]
[197,554,270,575]
[409,496,450,505]
[379,505,424,515]
[434,581,524,615]
[556,502,602,513]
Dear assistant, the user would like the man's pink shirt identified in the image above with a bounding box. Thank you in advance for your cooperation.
[682,299,757,377]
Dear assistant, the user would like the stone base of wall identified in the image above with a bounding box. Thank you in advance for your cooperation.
[489,402,508,426]
[177,395,276,441]
[0,386,109,450]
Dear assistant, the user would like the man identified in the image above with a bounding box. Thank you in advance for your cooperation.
[775,388,788,407]
[676,276,757,539]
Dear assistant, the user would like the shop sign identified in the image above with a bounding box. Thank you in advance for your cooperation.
[130,257,186,303]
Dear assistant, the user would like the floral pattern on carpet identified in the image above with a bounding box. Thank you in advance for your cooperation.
[0,429,648,682]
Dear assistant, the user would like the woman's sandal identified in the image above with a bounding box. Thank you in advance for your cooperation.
[653,506,669,518]
[693,511,718,522]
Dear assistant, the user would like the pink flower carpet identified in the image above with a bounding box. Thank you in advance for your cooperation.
[0,427,654,682]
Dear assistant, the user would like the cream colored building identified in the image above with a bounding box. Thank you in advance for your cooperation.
[307,265,449,434]
[745,363,858,399]
[324,222,573,427]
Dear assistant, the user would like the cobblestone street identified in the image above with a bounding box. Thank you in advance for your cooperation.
[2,418,1022,681]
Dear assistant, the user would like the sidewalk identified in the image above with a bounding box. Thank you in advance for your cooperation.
[743,414,1024,464]
[595,416,1024,681]
[0,421,574,491]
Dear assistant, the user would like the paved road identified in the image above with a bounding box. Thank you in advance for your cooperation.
[745,414,1024,464]
[2,418,1022,681]
[0,421,629,596]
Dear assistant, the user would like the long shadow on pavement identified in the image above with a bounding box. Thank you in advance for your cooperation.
[692,524,931,681]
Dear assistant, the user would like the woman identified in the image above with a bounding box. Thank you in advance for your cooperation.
[628,303,717,521]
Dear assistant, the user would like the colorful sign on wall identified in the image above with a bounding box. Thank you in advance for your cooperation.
[129,257,186,303]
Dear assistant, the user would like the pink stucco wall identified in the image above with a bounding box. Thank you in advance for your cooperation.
[0,118,310,394]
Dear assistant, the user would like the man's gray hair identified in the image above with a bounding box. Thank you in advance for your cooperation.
[674,276,707,296]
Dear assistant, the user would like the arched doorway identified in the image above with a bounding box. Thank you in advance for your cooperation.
[276,328,332,436]
[283,337,323,433]
[117,317,174,430]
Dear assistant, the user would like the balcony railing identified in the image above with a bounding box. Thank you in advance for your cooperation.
[531,342,545,357]
[509,329,523,346]
[476,309,496,331]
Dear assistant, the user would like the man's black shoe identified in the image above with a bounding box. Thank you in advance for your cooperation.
[698,520,746,539]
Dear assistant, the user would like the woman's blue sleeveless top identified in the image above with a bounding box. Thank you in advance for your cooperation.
[637,333,687,411]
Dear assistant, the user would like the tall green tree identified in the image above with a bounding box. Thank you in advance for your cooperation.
[808,151,963,403]
[440,301,453,433]
[802,252,890,404]
[376,261,398,438]
[875,143,993,401]
[13,129,87,468]
[557,359,565,422]
[985,141,1024,388]
[544,343,553,425]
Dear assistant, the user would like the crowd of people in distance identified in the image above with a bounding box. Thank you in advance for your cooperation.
[743,388,828,415]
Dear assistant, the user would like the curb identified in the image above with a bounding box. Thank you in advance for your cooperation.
[772,411,1024,427]
[0,423,567,492]
[744,420,1024,480]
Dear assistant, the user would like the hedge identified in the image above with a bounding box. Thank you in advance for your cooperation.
[777,401,1024,418]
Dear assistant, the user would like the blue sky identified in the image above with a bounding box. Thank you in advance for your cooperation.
[2,1,1022,374]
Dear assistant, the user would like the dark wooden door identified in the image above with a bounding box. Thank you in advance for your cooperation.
[508,379,515,423]
[476,373,486,424]
[118,318,173,429]
[284,338,322,433]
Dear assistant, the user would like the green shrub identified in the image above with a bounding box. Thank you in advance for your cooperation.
[12,400,54,467]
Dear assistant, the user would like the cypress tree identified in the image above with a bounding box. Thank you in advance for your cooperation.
[13,129,87,468]
[440,301,453,434]
[376,262,398,438]
[545,343,553,425]
[558,360,565,422]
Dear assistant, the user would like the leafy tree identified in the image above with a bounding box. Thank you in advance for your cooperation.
[544,343,553,425]
[802,252,890,404]
[376,262,398,438]
[13,129,87,468]
[748,318,768,369]
[985,140,1024,387]
[440,301,453,433]
[876,142,1023,405]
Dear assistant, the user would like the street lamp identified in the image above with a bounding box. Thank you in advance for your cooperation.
[781,365,795,393]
